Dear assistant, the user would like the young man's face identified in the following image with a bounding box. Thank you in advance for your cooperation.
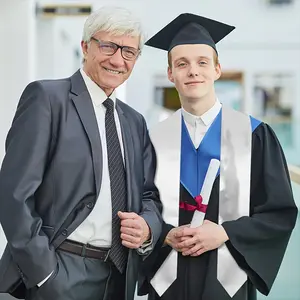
[168,44,221,101]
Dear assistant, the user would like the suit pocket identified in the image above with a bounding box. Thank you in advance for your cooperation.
[41,225,55,239]
[34,258,61,299]
[36,262,59,292]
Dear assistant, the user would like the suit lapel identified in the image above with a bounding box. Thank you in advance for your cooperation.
[70,70,102,197]
[116,100,134,212]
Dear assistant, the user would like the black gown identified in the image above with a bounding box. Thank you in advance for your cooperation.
[138,123,298,300]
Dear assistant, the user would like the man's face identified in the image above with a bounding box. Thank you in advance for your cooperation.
[81,31,140,95]
[168,44,221,101]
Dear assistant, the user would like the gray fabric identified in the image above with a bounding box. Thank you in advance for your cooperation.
[0,70,163,300]
[25,249,124,300]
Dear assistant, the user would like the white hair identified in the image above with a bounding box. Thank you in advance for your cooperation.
[82,6,146,50]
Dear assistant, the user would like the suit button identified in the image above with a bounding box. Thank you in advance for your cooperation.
[62,229,68,236]
[86,202,94,209]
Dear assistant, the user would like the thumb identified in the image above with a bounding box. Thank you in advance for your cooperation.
[118,211,138,219]
[203,220,211,225]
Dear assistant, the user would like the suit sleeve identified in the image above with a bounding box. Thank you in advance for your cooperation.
[138,116,163,251]
[222,123,298,295]
[0,81,58,289]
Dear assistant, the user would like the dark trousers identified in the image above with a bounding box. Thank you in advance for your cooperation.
[25,249,126,300]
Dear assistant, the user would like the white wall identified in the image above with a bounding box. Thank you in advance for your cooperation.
[0,0,36,256]
[0,1,299,297]
[35,16,85,79]
[35,0,300,121]
[88,0,300,151]
[98,0,300,119]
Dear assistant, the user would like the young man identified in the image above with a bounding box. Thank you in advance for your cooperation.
[138,13,298,300]
[0,6,162,300]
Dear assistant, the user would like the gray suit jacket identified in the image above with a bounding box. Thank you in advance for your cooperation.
[0,70,162,300]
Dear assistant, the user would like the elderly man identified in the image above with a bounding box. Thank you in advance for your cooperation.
[0,6,162,300]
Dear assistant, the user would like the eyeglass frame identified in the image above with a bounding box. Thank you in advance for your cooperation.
[90,37,141,61]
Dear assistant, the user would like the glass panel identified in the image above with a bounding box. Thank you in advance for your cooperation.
[258,118,299,300]
[268,119,300,166]
[258,182,300,300]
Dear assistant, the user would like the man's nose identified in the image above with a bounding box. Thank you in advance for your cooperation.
[187,64,199,77]
[109,48,125,68]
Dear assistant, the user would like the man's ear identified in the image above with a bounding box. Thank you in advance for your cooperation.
[215,63,222,81]
[168,66,174,83]
[81,40,88,59]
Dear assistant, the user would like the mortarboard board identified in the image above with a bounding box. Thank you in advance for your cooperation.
[145,13,235,55]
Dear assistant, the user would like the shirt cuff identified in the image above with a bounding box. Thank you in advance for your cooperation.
[37,270,53,287]
[136,234,153,255]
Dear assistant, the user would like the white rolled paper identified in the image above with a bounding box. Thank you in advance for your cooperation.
[190,159,220,228]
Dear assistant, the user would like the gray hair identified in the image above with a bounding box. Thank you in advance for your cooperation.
[82,6,146,50]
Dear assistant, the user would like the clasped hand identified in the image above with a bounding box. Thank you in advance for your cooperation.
[165,220,229,257]
[118,212,150,249]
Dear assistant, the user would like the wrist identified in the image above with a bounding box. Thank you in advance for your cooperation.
[220,225,229,242]
[164,231,172,246]
[143,223,151,243]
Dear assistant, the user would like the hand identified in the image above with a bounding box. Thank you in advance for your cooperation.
[165,225,192,252]
[118,212,150,249]
[176,220,229,257]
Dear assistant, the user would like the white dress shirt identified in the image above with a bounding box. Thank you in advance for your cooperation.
[181,100,222,148]
[67,69,124,247]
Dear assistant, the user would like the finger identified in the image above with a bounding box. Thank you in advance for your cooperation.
[180,246,194,253]
[118,211,139,219]
[180,224,191,228]
[121,233,141,244]
[176,227,197,238]
[179,236,192,242]
[182,244,203,256]
[203,220,212,225]
[121,240,139,249]
[120,226,142,237]
[184,227,198,236]
[120,226,143,238]
[191,247,207,257]
[177,236,198,249]
[121,219,141,229]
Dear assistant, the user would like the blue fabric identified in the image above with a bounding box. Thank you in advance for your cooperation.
[180,109,261,198]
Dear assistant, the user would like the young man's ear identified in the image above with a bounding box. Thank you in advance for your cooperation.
[168,67,174,83]
[215,63,222,81]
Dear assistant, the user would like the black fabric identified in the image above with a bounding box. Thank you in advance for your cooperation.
[103,98,127,274]
[139,122,298,300]
[145,13,235,53]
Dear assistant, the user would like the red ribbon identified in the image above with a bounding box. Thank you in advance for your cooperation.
[179,195,207,213]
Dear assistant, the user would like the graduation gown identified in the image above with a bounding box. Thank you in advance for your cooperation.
[138,111,298,300]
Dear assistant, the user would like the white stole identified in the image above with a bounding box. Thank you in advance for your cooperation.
[149,107,251,297]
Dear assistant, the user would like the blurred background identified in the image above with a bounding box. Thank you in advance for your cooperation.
[0,0,299,299]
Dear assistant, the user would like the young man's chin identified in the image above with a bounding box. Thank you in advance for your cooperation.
[184,92,208,101]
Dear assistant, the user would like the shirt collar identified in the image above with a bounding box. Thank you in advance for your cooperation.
[80,68,116,107]
[182,99,222,127]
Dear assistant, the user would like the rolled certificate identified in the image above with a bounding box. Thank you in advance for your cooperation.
[190,159,220,228]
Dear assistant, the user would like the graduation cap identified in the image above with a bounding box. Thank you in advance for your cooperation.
[145,13,235,55]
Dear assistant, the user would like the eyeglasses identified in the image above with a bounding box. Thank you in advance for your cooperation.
[90,37,140,61]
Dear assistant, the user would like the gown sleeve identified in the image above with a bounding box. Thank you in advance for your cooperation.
[138,221,174,295]
[221,122,298,295]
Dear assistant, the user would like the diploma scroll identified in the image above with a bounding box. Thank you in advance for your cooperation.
[190,159,220,228]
